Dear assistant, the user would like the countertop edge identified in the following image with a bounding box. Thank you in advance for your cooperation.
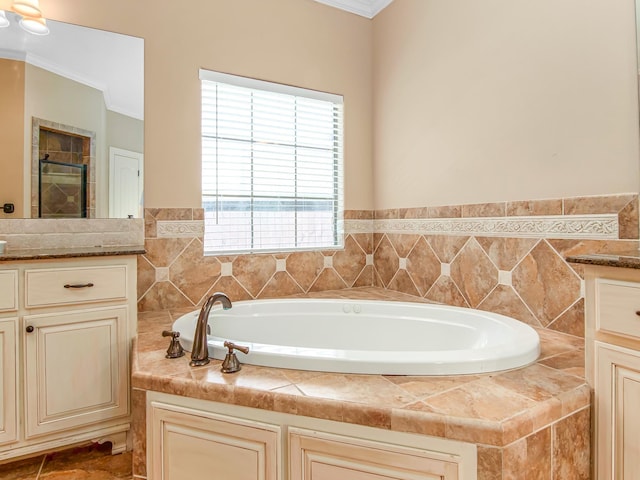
[0,245,146,261]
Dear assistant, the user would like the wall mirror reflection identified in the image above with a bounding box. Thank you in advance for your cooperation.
[0,12,144,219]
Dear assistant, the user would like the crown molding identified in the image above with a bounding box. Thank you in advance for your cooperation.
[313,0,394,18]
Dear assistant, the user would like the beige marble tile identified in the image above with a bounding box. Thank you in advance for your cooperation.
[351,232,374,255]
[233,254,277,297]
[384,374,482,399]
[353,264,375,287]
[547,298,584,338]
[450,238,499,307]
[344,209,374,220]
[308,268,348,292]
[286,250,324,291]
[503,427,552,480]
[374,208,400,219]
[258,271,304,298]
[477,285,541,328]
[389,402,447,437]
[477,446,502,480]
[618,197,639,239]
[489,364,585,402]
[538,349,585,377]
[425,275,469,307]
[399,206,429,219]
[424,235,469,263]
[373,235,399,287]
[136,255,156,301]
[563,193,636,215]
[406,237,441,296]
[462,202,506,218]
[386,234,420,258]
[476,237,539,271]
[131,389,147,478]
[427,205,462,218]
[333,235,367,286]
[296,374,417,408]
[387,269,421,297]
[138,281,194,311]
[169,238,221,304]
[424,379,537,423]
[143,237,191,268]
[512,241,581,326]
[552,408,590,479]
[208,276,253,302]
[506,199,563,217]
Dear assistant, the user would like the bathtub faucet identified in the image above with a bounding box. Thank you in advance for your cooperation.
[189,292,232,367]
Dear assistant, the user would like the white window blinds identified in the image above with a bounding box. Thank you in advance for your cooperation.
[200,69,344,254]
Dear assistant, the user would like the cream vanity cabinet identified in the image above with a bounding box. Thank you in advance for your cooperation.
[584,265,640,480]
[0,255,137,461]
[147,392,474,480]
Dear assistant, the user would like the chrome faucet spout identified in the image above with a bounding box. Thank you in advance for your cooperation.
[189,292,232,366]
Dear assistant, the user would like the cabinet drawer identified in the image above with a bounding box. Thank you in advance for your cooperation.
[595,278,640,339]
[25,265,128,308]
[0,270,18,312]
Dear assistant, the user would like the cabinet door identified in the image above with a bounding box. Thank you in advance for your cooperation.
[0,319,17,445]
[289,428,460,480]
[23,306,129,438]
[149,402,280,480]
[595,342,640,480]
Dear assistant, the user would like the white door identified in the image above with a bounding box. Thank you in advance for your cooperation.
[109,147,143,219]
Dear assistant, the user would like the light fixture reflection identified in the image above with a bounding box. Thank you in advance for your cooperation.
[0,11,9,28]
[19,15,49,35]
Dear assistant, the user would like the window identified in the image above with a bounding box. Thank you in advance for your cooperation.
[200,70,344,254]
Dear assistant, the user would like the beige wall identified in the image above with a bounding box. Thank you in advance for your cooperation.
[0,59,25,217]
[372,0,640,209]
[27,0,374,211]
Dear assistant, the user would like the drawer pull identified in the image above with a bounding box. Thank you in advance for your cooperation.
[25,325,34,333]
[63,282,95,289]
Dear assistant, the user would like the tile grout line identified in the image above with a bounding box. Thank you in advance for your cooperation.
[35,454,46,479]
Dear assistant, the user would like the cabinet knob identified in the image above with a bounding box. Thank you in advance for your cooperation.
[25,325,34,333]
[636,311,640,317]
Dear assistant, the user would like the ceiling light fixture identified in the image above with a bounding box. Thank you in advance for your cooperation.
[12,0,42,17]
[10,0,49,35]
[19,15,48,35]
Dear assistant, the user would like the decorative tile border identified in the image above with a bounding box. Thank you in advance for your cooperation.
[347,214,619,240]
[156,220,204,238]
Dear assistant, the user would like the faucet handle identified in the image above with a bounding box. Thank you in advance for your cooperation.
[221,341,249,373]
[162,330,185,359]
[223,341,250,355]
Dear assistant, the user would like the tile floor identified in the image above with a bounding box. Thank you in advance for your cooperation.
[0,443,132,480]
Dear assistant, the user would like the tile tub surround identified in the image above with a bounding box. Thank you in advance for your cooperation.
[132,288,590,480]
[369,193,639,339]
[138,194,638,341]
[137,208,374,311]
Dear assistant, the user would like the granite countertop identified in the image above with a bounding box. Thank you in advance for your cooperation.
[132,287,589,449]
[566,248,640,269]
[0,245,146,262]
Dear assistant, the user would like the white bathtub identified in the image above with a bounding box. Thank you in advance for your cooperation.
[172,298,540,375]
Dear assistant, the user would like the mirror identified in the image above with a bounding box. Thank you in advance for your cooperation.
[0,14,143,218]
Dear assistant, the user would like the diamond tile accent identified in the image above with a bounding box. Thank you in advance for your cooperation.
[406,237,441,296]
[512,241,581,326]
[450,238,499,307]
